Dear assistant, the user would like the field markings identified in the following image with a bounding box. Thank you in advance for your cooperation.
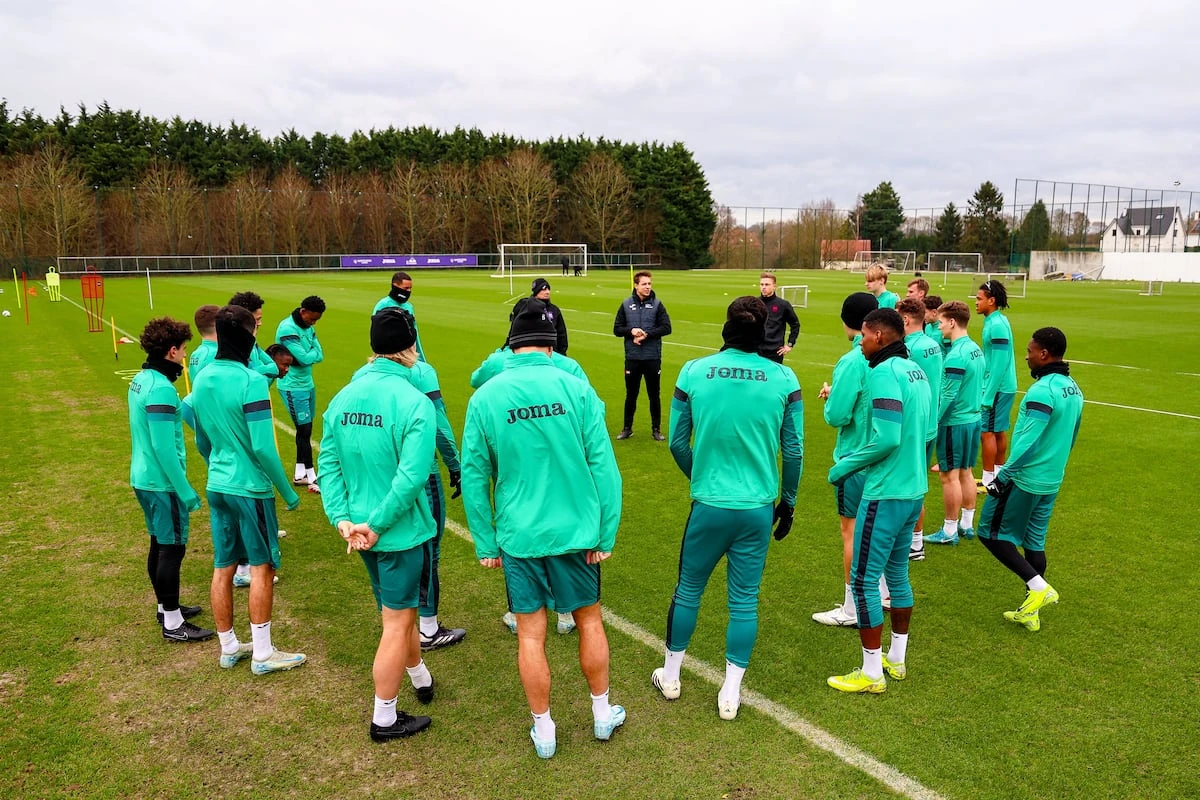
[270,415,941,799]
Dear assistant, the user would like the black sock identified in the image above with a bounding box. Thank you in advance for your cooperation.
[296,422,314,467]
[153,544,187,614]
[979,537,1038,583]
[1025,549,1047,577]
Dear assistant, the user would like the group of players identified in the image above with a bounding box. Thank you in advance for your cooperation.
[125,264,1082,756]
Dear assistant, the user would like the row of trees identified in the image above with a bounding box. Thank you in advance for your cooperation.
[853,180,1011,263]
[0,101,716,266]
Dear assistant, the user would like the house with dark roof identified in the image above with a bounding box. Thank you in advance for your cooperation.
[1100,206,1186,252]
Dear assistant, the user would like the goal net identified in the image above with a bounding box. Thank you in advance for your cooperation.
[1139,280,1164,296]
[851,250,917,273]
[927,252,983,276]
[985,272,1028,299]
[495,244,588,279]
[778,285,809,309]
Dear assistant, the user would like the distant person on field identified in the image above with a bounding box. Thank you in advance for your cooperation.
[511,278,568,355]
[613,270,672,440]
[561,255,570,276]
[977,280,1018,490]
[182,304,220,432]
[897,298,943,561]
[652,296,803,720]
[812,292,877,628]
[374,272,426,361]
[865,263,899,309]
[129,317,212,643]
[350,309,468,653]
[275,295,326,492]
[978,327,1082,632]
[906,278,929,300]
[318,309,439,741]
[191,305,304,675]
[228,292,281,380]
[826,309,931,695]
[757,272,800,363]
[461,304,625,759]
[924,301,984,546]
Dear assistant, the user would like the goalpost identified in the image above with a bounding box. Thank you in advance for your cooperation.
[927,252,983,278]
[985,272,1028,299]
[778,285,809,309]
[851,250,917,273]
[1139,280,1164,296]
[495,244,588,294]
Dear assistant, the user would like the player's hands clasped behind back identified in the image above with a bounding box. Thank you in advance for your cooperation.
[449,469,462,499]
[772,501,795,541]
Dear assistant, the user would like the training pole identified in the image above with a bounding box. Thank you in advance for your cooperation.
[111,317,118,360]
[22,273,29,325]
[12,269,21,309]
[181,361,191,395]
[268,393,281,450]
[146,268,154,310]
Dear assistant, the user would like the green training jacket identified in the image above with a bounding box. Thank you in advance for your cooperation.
[128,366,199,506]
[904,329,944,441]
[981,310,1018,405]
[352,358,460,473]
[318,358,437,552]
[824,337,871,460]
[940,336,985,426]
[275,312,323,391]
[461,352,622,559]
[469,347,587,389]
[999,371,1083,494]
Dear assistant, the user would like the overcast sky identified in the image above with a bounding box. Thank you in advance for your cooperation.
[4,0,1195,212]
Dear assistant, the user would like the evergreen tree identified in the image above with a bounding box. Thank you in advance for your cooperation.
[962,181,1010,259]
[1015,199,1050,253]
[933,202,963,252]
[856,181,904,250]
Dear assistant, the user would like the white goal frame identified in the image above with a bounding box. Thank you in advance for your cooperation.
[495,243,587,292]
[778,285,809,309]
[985,272,1028,300]
[927,252,983,278]
[1139,280,1164,296]
[851,250,917,273]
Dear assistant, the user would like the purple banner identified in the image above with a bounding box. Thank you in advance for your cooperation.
[340,255,478,268]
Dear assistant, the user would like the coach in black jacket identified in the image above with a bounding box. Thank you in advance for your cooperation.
[511,278,568,355]
[613,271,672,440]
[758,272,800,363]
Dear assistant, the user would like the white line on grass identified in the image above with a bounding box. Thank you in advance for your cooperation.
[51,290,140,339]
[271,416,943,799]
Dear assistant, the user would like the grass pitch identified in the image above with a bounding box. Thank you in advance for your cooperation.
[1,268,1197,799]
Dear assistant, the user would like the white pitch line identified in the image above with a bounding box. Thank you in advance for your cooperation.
[1080,399,1200,420]
[50,289,139,339]
[270,415,943,798]
[1072,359,1145,371]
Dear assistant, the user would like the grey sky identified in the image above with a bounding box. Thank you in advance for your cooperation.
[4,0,1195,212]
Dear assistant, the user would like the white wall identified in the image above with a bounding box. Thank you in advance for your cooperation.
[1101,253,1200,282]
[1029,251,1102,280]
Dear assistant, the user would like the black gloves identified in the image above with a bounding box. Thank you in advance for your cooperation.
[986,476,1012,499]
[772,501,795,541]
[449,470,462,500]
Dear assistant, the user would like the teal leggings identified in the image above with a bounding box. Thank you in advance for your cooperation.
[666,501,774,668]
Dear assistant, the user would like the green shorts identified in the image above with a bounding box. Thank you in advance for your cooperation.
[834,470,867,518]
[937,421,981,471]
[278,387,316,426]
[978,484,1058,551]
[360,545,425,611]
[501,550,600,615]
[850,498,923,629]
[926,438,936,466]
[134,488,189,546]
[207,491,281,569]
[982,392,1016,433]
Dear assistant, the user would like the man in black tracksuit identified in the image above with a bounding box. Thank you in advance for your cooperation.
[511,278,568,355]
[758,272,800,364]
[613,271,672,440]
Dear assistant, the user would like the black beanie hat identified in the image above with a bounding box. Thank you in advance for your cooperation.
[370,308,417,354]
[721,296,767,352]
[531,278,551,294]
[841,292,879,330]
[508,300,558,349]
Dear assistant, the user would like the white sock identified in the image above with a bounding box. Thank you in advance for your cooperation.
[558,612,574,627]
[1026,575,1049,592]
[218,628,240,655]
[879,576,890,600]
[419,616,439,637]
[912,529,923,549]
[842,582,853,613]
[663,648,686,683]
[250,621,273,661]
[235,563,251,578]
[719,661,746,705]
[888,632,909,664]
[961,508,976,529]
[994,462,1005,476]
[294,463,305,481]
[157,603,165,615]
[862,647,884,680]
[943,519,957,536]
[532,710,555,740]
[305,467,317,484]
[406,659,433,689]
[373,695,398,727]
[590,689,611,722]
[163,608,184,630]
[982,469,995,485]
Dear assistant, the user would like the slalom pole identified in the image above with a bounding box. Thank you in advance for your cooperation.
[22,273,29,325]
[111,317,119,360]
[182,360,191,395]
[13,269,21,309]
[146,268,154,310]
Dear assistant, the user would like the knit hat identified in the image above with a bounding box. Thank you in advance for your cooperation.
[531,278,551,294]
[370,308,417,354]
[721,296,767,352]
[507,300,558,349]
[840,292,879,330]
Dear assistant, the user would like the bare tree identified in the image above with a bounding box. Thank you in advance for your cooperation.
[359,171,391,253]
[322,172,362,253]
[271,165,311,254]
[388,160,431,253]
[3,145,96,257]
[478,149,559,248]
[570,152,634,261]
[138,161,201,255]
[429,161,478,253]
